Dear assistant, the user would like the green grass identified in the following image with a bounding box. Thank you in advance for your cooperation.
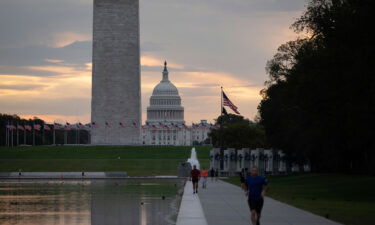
[0,145,211,176]
[224,174,375,225]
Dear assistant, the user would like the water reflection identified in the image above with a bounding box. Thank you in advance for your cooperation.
[0,179,184,225]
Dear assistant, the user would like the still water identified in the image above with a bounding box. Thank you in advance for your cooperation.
[0,179,184,225]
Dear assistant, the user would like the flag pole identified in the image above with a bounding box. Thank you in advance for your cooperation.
[77,124,80,145]
[64,122,67,145]
[221,86,223,116]
[11,123,14,147]
[5,122,8,147]
[42,125,44,145]
[24,123,26,145]
[53,121,56,145]
[219,86,224,172]
[17,123,19,146]
[32,123,35,146]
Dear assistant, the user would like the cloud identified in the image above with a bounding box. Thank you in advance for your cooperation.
[0,84,46,91]
[0,0,306,124]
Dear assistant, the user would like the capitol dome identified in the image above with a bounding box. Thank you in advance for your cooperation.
[152,79,179,96]
[146,61,185,124]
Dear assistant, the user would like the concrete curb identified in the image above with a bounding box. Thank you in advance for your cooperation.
[176,181,208,225]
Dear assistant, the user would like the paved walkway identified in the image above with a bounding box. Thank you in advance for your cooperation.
[198,179,342,225]
[176,181,208,225]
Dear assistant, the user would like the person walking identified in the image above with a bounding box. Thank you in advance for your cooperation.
[214,169,219,181]
[239,168,247,191]
[245,167,269,225]
[190,165,200,194]
[210,167,215,181]
[201,168,208,189]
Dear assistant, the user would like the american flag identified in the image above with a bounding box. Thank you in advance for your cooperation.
[33,124,41,131]
[119,122,125,128]
[78,122,86,129]
[65,122,72,130]
[91,122,99,128]
[6,125,16,130]
[53,123,62,130]
[25,125,32,131]
[222,90,240,114]
[17,125,24,130]
[44,124,51,131]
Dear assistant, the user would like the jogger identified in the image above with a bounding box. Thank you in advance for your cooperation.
[245,167,269,225]
[190,165,200,194]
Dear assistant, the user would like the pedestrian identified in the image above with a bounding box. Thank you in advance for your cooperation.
[245,167,269,225]
[190,165,200,194]
[214,169,219,181]
[201,168,208,189]
[210,167,215,181]
[239,168,246,191]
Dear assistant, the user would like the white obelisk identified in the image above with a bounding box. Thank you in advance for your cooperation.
[91,0,141,145]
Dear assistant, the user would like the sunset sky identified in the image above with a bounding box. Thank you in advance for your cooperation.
[0,0,307,124]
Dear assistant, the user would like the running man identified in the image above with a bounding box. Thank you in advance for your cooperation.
[245,167,269,225]
[201,168,208,189]
[190,165,200,194]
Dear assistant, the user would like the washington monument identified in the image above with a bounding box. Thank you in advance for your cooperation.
[91,0,141,145]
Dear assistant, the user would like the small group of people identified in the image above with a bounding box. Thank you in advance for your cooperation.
[190,165,268,225]
[190,166,220,194]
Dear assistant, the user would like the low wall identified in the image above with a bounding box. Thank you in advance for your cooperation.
[0,172,128,179]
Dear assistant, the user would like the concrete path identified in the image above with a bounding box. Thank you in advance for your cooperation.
[176,181,208,225]
[198,179,342,225]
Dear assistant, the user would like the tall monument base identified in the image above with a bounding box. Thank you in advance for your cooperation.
[91,0,141,145]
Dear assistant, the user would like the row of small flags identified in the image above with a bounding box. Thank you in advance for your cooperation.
[143,122,219,130]
[5,122,137,131]
[6,122,220,131]
[6,122,219,131]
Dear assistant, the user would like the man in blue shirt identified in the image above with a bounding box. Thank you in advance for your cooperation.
[245,167,269,225]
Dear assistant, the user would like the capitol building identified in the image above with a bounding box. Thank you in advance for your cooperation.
[141,62,212,146]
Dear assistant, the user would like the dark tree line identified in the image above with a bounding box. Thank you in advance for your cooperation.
[0,113,90,146]
[209,114,268,149]
[258,0,375,174]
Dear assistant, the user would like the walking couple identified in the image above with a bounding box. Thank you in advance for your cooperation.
[189,165,209,194]
[241,167,269,225]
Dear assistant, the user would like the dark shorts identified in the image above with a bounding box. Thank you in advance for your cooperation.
[248,198,264,214]
[192,179,199,183]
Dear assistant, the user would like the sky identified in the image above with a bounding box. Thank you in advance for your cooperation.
[0,0,308,124]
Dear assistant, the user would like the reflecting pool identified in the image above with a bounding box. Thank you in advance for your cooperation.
[0,179,184,225]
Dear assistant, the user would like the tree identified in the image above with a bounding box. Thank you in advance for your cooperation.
[209,114,268,149]
[259,0,375,174]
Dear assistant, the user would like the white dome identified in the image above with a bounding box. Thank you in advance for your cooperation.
[146,61,185,124]
[152,81,179,96]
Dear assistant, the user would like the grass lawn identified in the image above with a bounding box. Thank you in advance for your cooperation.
[224,174,375,225]
[0,145,211,176]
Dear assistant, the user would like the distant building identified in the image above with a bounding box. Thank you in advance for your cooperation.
[141,62,212,146]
